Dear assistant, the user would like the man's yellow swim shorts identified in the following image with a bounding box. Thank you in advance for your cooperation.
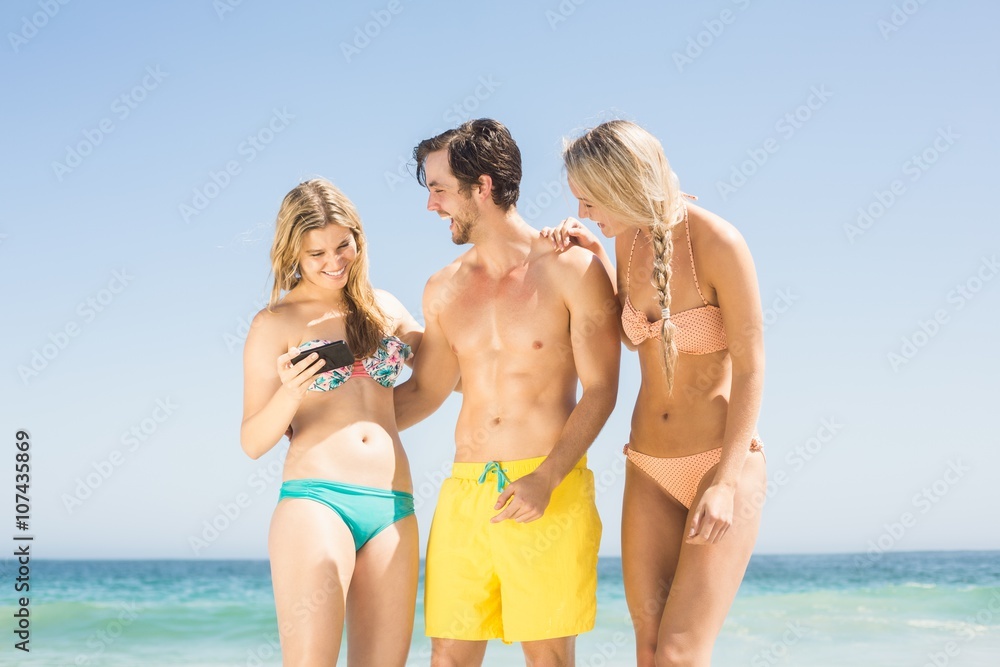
[424,455,602,643]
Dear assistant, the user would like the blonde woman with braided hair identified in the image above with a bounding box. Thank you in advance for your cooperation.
[241,178,422,665]
[545,120,766,666]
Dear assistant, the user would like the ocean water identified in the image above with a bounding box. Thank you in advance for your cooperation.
[3,552,998,666]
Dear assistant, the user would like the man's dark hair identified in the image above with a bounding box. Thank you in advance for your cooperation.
[414,118,521,210]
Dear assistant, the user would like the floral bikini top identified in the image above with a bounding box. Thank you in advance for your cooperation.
[620,203,728,355]
[297,336,410,391]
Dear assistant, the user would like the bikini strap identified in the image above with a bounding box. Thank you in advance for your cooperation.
[626,228,641,294]
[683,202,710,306]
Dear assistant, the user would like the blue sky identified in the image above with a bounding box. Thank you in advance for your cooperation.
[2,0,997,559]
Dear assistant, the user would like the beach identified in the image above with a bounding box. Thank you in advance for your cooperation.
[5,551,999,666]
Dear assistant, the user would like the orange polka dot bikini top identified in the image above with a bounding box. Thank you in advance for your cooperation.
[620,204,728,355]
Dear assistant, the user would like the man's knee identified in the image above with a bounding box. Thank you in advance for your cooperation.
[431,638,485,667]
[429,647,463,667]
[523,653,570,667]
[522,637,574,667]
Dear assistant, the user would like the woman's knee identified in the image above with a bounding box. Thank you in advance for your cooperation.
[654,637,708,667]
[634,643,657,667]
[630,613,661,666]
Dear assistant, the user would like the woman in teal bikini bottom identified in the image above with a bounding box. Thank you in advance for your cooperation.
[240,179,423,666]
[278,478,414,551]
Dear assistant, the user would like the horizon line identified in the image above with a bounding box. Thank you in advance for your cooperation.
[12,548,1000,562]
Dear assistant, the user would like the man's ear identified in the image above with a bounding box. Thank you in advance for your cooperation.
[475,174,493,203]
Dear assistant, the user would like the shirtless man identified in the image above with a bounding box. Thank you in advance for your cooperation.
[394,118,620,667]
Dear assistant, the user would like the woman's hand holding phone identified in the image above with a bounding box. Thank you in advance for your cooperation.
[276,348,326,401]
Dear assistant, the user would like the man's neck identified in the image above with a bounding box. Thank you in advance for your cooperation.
[470,207,537,275]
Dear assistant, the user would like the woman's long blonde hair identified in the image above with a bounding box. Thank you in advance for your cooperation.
[563,120,685,391]
[268,178,389,358]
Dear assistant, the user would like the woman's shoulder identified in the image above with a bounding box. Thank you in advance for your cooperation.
[248,298,304,345]
[373,287,405,315]
[684,204,757,295]
[686,203,749,258]
[372,287,422,343]
[373,287,416,329]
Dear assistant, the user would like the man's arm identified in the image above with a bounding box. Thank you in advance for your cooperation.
[492,250,621,522]
[393,274,462,430]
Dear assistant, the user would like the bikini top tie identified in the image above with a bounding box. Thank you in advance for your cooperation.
[297,336,410,391]
[620,204,728,355]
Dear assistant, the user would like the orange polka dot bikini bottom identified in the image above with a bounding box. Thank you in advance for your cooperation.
[623,435,764,509]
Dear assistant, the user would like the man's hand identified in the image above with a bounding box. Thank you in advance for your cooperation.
[491,471,558,523]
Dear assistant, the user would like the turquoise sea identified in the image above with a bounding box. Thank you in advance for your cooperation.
[3,552,998,666]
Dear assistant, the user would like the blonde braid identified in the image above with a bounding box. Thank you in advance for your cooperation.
[649,219,678,392]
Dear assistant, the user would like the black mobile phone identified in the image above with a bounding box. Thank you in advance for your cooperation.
[291,340,354,374]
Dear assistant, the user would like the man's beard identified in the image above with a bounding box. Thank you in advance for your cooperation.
[450,199,478,245]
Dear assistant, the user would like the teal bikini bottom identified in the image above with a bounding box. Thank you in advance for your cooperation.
[278,478,415,551]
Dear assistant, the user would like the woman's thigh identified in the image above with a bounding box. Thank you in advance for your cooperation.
[345,514,419,667]
[622,461,689,663]
[269,498,357,665]
[657,451,766,661]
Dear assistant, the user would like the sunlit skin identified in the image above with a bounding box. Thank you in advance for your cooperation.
[540,178,767,667]
[396,149,620,667]
[241,221,423,667]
